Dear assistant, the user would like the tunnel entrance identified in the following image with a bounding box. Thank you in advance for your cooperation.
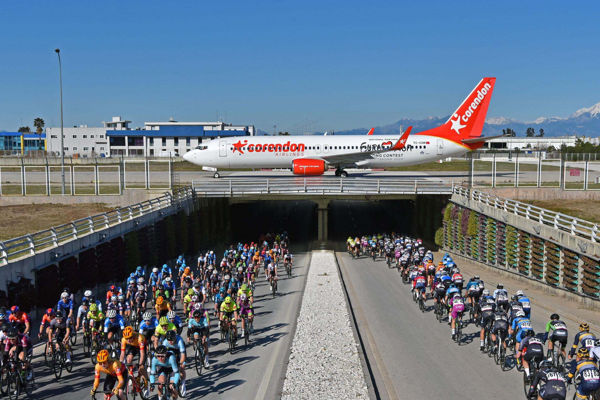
[328,200,416,241]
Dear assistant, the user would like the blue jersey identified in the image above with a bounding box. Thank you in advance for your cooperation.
[188,316,209,330]
[518,296,531,310]
[168,315,184,329]
[512,317,533,333]
[56,299,74,314]
[162,336,186,358]
[150,354,180,385]
[163,281,176,292]
[139,317,159,333]
[228,280,239,292]
[445,287,459,298]
[214,293,226,306]
[103,314,125,332]
[149,273,160,286]
[466,281,480,292]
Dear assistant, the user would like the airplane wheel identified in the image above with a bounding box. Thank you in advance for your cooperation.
[213,172,220,178]
[334,169,340,177]
[340,170,348,178]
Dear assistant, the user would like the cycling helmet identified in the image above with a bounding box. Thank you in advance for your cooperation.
[110,285,116,292]
[447,262,455,268]
[487,298,495,304]
[515,310,525,318]
[208,265,214,270]
[97,350,109,363]
[155,345,167,355]
[516,290,524,296]
[577,347,590,358]
[138,285,145,291]
[84,290,92,297]
[111,295,117,302]
[167,311,177,319]
[550,313,560,320]
[539,360,552,369]
[212,270,218,276]
[138,277,145,283]
[10,306,19,313]
[483,289,490,296]
[152,268,159,273]
[159,317,169,326]
[453,268,460,274]
[56,311,64,320]
[187,289,195,296]
[191,295,199,303]
[225,274,231,280]
[156,297,164,305]
[118,294,125,302]
[219,287,226,294]
[130,273,135,278]
[511,295,519,301]
[241,284,248,292]
[165,330,176,341]
[238,267,243,272]
[193,282,201,289]
[90,304,98,312]
[82,300,90,307]
[46,308,55,316]
[474,275,480,280]
[580,323,590,332]
[527,330,536,337]
[240,293,248,302]
[165,277,172,283]
[157,283,164,290]
[452,293,461,298]
[137,266,143,272]
[143,312,152,321]
[497,283,504,289]
[107,310,117,318]
[123,326,134,339]
[0,323,8,332]
[224,297,232,304]
[184,267,190,274]
[162,264,168,270]
[193,310,202,318]
[449,283,456,289]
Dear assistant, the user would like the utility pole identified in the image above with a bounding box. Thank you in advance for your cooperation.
[55,48,65,195]
[273,125,276,136]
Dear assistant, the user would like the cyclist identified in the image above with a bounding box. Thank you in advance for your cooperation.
[527,359,567,400]
[5,328,33,380]
[267,263,278,293]
[448,292,465,340]
[493,283,509,313]
[155,296,172,319]
[118,294,131,320]
[238,293,254,339]
[139,312,159,342]
[214,288,227,319]
[182,289,195,316]
[220,297,239,345]
[92,349,127,400]
[167,311,184,335]
[106,285,122,307]
[508,295,525,325]
[451,267,464,294]
[57,291,75,319]
[163,277,177,307]
[512,311,534,367]
[153,316,176,349]
[120,326,149,394]
[567,348,600,399]
[50,311,73,364]
[163,330,187,395]
[520,330,544,378]
[83,290,103,312]
[149,345,180,400]
[104,309,125,347]
[569,323,596,360]
[88,304,105,335]
[39,308,55,355]
[9,306,31,335]
[516,290,532,318]
[490,308,509,355]
[466,277,481,323]
[75,299,90,333]
[412,271,427,304]
[149,268,161,296]
[187,309,210,368]
[479,295,496,351]
[543,313,569,362]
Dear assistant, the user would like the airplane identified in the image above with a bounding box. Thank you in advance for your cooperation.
[183,77,503,178]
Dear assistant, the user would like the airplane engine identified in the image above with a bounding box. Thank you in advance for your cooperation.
[292,159,326,175]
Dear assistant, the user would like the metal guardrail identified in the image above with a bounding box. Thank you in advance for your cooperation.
[0,186,195,265]
[453,185,600,243]
[192,178,455,196]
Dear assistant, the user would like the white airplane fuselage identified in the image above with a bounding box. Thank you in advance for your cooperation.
[183,135,470,170]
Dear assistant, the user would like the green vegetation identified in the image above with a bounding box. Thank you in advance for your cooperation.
[434,227,444,247]
[522,199,600,224]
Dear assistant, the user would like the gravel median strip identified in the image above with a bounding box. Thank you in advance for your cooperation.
[282,251,370,400]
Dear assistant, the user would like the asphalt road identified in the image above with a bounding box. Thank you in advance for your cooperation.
[335,246,587,400]
[30,245,309,400]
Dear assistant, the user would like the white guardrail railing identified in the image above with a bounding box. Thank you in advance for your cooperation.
[453,185,600,243]
[192,178,455,196]
[0,186,195,266]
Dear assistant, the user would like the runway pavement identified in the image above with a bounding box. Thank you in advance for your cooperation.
[30,245,309,400]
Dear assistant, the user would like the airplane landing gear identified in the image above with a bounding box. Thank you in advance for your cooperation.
[335,168,348,178]
[213,171,220,178]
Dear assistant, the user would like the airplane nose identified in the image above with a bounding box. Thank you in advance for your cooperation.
[183,151,192,162]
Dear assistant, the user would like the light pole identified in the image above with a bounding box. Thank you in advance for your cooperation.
[273,125,276,136]
[55,48,65,195]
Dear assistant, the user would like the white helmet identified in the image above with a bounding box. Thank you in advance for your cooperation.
[111,295,117,302]
[152,268,159,273]
[138,277,145,283]
[210,251,214,255]
[143,312,152,321]
[516,290,524,296]
[224,275,230,280]
[165,277,172,283]
[61,292,69,299]
[483,289,490,296]
[84,290,92,297]
[212,270,218,275]
[238,267,243,272]
[118,294,125,301]
[107,310,117,318]
[208,265,214,270]
[167,311,177,319]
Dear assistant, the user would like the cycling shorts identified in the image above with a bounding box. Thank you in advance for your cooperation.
[550,333,568,348]
[142,328,155,341]
[454,282,463,291]
[190,326,209,338]
[427,269,436,276]
[125,345,140,358]
[451,306,464,320]
[577,380,600,398]
[156,366,174,379]
[107,325,121,335]
[516,330,531,344]
[104,369,128,392]
[223,312,235,321]
[239,307,253,317]
[468,291,480,302]
[539,383,566,400]
[492,322,509,336]
[481,314,493,328]
[523,346,544,363]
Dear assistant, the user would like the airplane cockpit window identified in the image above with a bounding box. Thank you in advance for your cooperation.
[195,145,208,150]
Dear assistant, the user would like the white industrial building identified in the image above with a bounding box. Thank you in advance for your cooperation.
[482,135,599,151]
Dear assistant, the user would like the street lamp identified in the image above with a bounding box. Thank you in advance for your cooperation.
[55,48,65,195]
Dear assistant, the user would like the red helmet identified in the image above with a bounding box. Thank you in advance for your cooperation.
[46,308,55,316]
[110,285,116,292]
[10,306,19,314]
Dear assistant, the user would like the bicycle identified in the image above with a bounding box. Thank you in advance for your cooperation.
[81,318,92,357]
[271,278,278,298]
[227,320,237,354]
[191,337,206,376]
[546,340,567,374]
[241,313,252,346]
[0,354,35,399]
[41,334,55,369]
[285,260,292,278]
[417,291,425,313]
[68,320,78,346]
[493,330,508,370]
[52,337,73,379]
[90,330,107,365]
[454,315,464,344]
[522,356,541,398]
[126,363,149,400]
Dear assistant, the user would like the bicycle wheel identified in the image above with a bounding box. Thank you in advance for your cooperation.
[0,365,9,396]
[8,373,18,400]
[522,371,530,397]
[244,320,249,346]
[177,379,187,398]
[195,347,203,376]
[65,349,73,373]
[127,376,137,400]
[70,329,77,346]
[494,342,500,365]
[43,344,52,368]
[456,322,462,344]
[229,329,236,354]
[52,351,63,380]
[83,333,91,356]
[24,368,34,397]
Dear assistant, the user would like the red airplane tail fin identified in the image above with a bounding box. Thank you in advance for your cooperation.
[418,78,496,149]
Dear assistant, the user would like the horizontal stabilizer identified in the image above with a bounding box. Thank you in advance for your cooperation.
[461,134,510,144]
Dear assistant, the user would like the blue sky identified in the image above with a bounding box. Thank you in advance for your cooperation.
[2,1,599,133]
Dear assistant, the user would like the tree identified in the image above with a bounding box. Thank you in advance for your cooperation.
[18,126,30,132]
[33,118,45,150]
[502,128,516,137]
[525,127,535,137]
[537,128,545,137]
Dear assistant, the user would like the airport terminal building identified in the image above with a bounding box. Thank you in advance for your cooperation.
[46,117,255,158]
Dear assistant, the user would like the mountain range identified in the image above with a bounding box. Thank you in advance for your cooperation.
[259,101,600,137]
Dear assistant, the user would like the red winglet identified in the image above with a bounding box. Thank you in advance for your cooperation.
[367,127,374,135]
[391,126,412,150]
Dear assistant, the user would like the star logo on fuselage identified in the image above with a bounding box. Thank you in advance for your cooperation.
[450,113,466,134]
[233,140,248,154]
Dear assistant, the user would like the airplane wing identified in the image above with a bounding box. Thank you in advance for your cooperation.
[316,127,412,166]
[461,134,510,144]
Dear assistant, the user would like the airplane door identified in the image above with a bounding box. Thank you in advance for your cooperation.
[315,144,321,154]
[437,139,444,155]
[323,144,329,154]
[219,141,227,157]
